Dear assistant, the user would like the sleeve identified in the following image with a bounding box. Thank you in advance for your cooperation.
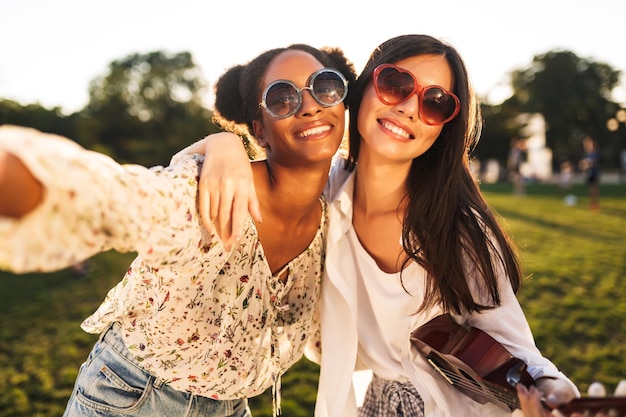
[0,125,210,274]
[462,228,579,396]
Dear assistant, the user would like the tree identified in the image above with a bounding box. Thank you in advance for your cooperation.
[474,101,521,166]
[78,51,221,166]
[0,99,79,139]
[506,50,622,169]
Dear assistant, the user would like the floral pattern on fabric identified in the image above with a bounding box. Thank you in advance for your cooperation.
[0,126,326,400]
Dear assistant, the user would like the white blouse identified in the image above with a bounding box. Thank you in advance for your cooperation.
[349,226,420,381]
[311,161,578,417]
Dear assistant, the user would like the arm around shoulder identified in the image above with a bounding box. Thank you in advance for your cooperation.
[174,131,261,247]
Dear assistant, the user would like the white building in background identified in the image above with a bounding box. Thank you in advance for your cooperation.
[516,113,552,181]
[480,112,552,184]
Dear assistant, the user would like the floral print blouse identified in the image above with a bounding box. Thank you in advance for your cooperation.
[0,125,325,402]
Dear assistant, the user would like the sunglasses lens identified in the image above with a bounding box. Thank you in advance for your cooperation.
[421,87,458,124]
[261,69,347,118]
[376,67,414,104]
[311,71,347,106]
[374,64,460,125]
[264,82,300,118]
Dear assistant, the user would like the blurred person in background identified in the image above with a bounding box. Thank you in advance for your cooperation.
[579,135,601,211]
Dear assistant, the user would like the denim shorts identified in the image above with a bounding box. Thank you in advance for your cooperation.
[63,322,251,417]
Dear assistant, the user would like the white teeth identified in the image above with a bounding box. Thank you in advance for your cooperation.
[381,120,411,138]
[298,125,330,138]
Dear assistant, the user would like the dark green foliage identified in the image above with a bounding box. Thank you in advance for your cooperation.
[474,101,522,163]
[248,358,320,417]
[78,51,221,166]
[476,50,624,172]
[2,47,624,172]
[506,50,623,170]
[1,184,625,416]
[0,99,80,139]
[1,50,223,168]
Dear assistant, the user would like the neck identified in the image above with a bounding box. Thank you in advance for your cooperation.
[252,158,329,275]
[253,159,329,220]
[351,152,411,273]
[353,153,411,216]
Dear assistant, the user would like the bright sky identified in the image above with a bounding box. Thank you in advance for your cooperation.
[2,0,625,115]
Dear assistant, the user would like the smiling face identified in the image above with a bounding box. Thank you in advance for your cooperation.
[252,50,346,168]
[356,54,455,165]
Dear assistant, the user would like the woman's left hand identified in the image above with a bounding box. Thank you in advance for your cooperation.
[517,378,604,417]
[517,383,552,417]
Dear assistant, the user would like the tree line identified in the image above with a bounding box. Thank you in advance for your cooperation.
[0,49,624,171]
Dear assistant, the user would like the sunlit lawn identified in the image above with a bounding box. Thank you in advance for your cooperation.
[483,182,626,393]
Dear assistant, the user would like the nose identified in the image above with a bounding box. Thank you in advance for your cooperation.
[394,92,419,121]
[297,87,322,117]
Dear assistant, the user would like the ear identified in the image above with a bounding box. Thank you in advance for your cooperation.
[252,120,270,149]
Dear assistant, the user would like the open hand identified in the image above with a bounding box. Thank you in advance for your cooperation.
[173,132,261,249]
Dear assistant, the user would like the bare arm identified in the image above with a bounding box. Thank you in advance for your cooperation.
[0,149,43,218]
[175,132,261,249]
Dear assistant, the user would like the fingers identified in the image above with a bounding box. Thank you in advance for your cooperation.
[192,131,256,250]
[198,170,257,251]
[247,182,262,225]
[219,181,262,251]
[222,181,262,249]
[215,182,237,248]
[198,172,214,233]
[517,384,552,417]
[229,187,251,246]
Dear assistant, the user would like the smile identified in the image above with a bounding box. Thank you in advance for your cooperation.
[379,120,414,140]
[296,125,331,138]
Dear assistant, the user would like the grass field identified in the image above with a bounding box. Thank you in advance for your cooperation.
[484,183,626,393]
[0,182,624,416]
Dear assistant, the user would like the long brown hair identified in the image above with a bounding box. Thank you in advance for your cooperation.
[347,35,522,314]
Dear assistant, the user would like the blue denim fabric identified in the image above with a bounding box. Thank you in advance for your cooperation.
[63,323,252,417]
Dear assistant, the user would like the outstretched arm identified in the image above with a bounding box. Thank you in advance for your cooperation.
[1,125,209,274]
[174,132,261,249]
[0,149,43,218]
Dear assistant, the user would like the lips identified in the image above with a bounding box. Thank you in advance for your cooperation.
[295,124,332,139]
[379,119,415,140]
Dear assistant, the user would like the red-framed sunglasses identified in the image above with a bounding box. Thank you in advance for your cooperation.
[372,64,461,125]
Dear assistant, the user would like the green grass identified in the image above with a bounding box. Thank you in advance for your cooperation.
[483,182,626,393]
[0,182,624,416]
[0,251,136,417]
